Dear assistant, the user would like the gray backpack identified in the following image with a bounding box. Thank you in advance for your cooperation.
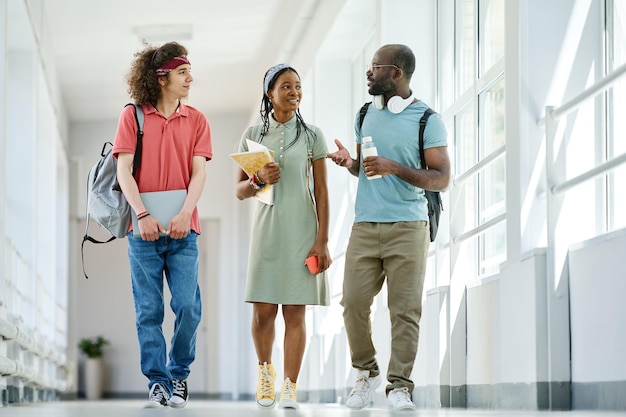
[81,103,144,278]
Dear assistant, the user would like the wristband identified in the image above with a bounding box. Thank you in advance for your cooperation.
[253,171,265,185]
[137,212,150,220]
[249,176,266,190]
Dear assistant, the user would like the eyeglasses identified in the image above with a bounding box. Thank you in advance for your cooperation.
[367,63,400,72]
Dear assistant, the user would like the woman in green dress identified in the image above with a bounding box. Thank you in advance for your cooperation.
[235,64,331,409]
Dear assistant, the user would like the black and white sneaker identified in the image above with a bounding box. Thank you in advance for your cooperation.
[168,379,188,408]
[144,383,168,408]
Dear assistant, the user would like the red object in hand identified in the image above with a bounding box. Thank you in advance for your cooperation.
[305,255,319,274]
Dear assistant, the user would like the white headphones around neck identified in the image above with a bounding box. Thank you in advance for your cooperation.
[372,93,416,114]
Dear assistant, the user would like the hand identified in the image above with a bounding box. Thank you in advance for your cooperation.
[363,155,394,178]
[307,243,332,274]
[138,215,166,241]
[327,139,353,167]
[257,162,281,185]
[168,211,192,239]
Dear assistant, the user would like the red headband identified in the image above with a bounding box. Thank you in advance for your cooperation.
[156,56,190,76]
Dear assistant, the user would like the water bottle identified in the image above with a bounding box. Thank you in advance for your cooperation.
[361,136,381,180]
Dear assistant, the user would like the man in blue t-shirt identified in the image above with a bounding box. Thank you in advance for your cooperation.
[328,44,450,411]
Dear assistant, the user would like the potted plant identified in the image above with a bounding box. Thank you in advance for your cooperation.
[78,336,109,400]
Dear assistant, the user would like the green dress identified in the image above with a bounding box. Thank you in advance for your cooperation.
[239,115,329,306]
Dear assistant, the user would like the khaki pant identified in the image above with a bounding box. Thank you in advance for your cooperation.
[341,221,429,392]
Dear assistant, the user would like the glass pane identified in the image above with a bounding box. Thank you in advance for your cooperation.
[459,176,478,231]
[610,164,626,231]
[481,155,506,222]
[614,0,626,67]
[481,77,505,156]
[479,0,505,75]
[447,120,457,177]
[456,105,476,174]
[438,247,451,287]
[455,236,478,282]
[439,0,456,108]
[481,220,506,276]
[458,0,476,94]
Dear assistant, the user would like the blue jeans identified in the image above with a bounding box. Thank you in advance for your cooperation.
[128,232,202,395]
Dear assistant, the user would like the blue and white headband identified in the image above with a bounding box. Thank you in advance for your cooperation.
[264,63,290,96]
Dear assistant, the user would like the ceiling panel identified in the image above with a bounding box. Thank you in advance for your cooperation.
[17,0,368,123]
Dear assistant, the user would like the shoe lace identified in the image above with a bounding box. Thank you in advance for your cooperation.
[149,384,166,402]
[259,365,274,397]
[350,374,371,399]
[392,387,411,402]
[281,378,296,401]
[172,379,186,396]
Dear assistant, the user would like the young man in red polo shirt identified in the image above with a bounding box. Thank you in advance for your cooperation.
[113,41,212,409]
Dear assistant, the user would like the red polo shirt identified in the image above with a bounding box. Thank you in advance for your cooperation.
[113,101,212,234]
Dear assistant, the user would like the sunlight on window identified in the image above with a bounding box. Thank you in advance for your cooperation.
[482,156,506,222]
[481,221,506,275]
[456,104,476,174]
[460,177,479,232]
[456,236,478,281]
[448,0,507,276]
[459,0,476,94]
[481,78,505,155]
[479,0,504,75]
[613,1,626,67]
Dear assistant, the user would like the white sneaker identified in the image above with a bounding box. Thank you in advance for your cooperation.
[346,370,382,409]
[387,387,416,411]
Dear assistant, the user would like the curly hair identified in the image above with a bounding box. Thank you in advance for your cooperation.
[126,41,188,105]
[259,66,312,140]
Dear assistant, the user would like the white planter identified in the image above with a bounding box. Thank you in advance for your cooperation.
[84,357,104,400]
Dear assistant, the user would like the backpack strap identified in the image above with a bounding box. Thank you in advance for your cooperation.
[125,103,144,176]
[418,108,435,169]
[80,230,116,278]
[358,102,371,131]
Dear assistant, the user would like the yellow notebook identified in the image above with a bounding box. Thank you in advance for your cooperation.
[230,140,275,205]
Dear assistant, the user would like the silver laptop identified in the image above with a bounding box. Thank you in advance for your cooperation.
[131,189,187,238]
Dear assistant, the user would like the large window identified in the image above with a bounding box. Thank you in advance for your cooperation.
[440,0,505,278]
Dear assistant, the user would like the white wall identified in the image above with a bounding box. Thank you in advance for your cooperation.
[568,230,626,409]
[466,251,550,408]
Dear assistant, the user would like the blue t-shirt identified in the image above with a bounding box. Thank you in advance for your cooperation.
[354,100,448,223]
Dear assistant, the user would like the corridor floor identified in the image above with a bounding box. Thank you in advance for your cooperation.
[3,400,624,417]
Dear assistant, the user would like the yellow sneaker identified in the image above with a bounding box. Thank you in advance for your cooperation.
[256,362,276,408]
[277,377,299,409]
